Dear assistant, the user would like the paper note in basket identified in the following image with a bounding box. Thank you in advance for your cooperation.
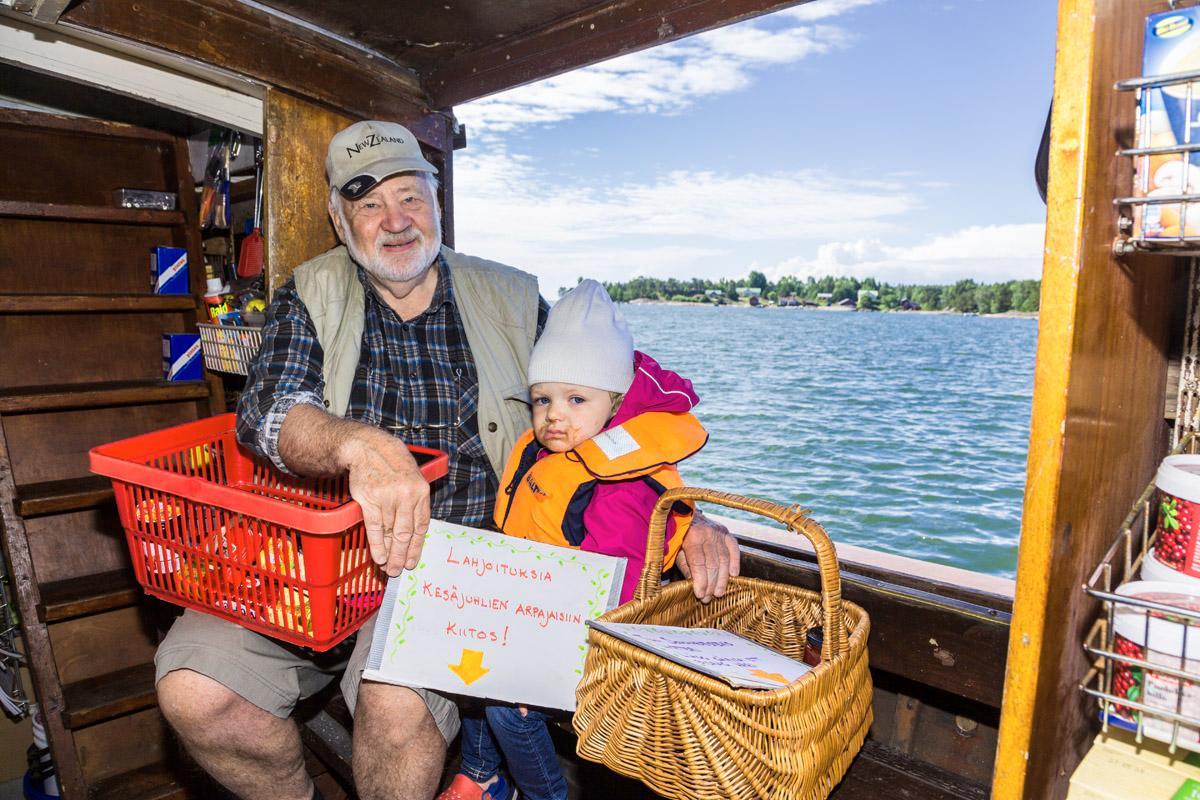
[363,520,625,710]
[586,621,812,689]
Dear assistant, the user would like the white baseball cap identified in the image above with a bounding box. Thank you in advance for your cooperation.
[325,120,438,200]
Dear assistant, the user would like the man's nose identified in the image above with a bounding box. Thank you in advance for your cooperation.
[381,201,412,231]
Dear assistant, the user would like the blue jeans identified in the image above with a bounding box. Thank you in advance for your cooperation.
[460,705,568,800]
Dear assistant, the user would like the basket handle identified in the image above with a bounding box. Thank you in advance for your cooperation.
[636,487,846,660]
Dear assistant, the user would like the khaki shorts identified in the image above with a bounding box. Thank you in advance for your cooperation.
[154,609,460,742]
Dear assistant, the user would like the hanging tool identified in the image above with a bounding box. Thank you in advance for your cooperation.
[238,142,264,278]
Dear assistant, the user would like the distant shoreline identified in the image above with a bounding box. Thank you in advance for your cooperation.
[623,298,1038,319]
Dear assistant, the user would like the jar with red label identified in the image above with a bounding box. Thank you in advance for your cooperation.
[1111,580,1200,751]
[1153,455,1200,578]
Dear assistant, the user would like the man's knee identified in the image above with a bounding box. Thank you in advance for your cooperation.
[355,682,435,740]
[157,670,245,732]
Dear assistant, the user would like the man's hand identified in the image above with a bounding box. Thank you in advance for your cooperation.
[340,427,430,577]
[676,511,740,602]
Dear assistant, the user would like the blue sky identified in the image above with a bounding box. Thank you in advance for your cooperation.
[453,0,1057,296]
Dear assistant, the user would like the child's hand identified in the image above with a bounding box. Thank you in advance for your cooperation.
[519,705,529,717]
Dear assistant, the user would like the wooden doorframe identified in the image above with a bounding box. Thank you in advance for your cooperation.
[993,2,1177,797]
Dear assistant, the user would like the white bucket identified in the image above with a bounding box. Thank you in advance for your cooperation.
[1112,580,1200,751]
[1153,455,1200,578]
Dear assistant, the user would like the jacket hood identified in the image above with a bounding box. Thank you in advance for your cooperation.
[608,351,698,428]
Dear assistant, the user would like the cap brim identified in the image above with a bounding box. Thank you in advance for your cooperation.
[338,156,438,200]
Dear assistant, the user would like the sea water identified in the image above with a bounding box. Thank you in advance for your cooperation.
[621,304,1036,578]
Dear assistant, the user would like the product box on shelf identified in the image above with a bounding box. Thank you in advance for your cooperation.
[150,246,189,295]
[1135,8,1200,240]
[162,333,203,382]
[1068,728,1200,800]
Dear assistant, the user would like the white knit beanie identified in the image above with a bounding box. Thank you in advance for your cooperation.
[528,280,634,393]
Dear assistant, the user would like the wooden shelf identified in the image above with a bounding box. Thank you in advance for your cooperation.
[88,763,188,800]
[0,380,209,414]
[829,740,988,800]
[38,569,141,623]
[0,201,183,225]
[61,663,156,729]
[0,294,196,314]
[15,475,114,517]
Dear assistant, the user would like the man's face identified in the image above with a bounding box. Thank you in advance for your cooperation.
[331,174,441,284]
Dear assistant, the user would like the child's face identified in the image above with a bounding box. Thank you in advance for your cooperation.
[530,382,618,453]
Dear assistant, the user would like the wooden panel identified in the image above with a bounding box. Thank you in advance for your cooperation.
[0,108,176,143]
[4,402,202,484]
[39,568,140,622]
[0,294,196,314]
[427,0,813,107]
[0,126,174,206]
[0,201,182,225]
[62,0,427,124]
[993,2,1176,799]
[744,549,1010,708]
[73,708,170,786]
[264,90,352,295]
[829,740,987,800]
[0,315,196,386]
[0,381,209,414]
[48,606,158,685]
[25,506,129,583]
[0,218,184,293]
[15,476,114,518]
[90,763,187,800]
[62,663,157,729]
[0,429,86,798]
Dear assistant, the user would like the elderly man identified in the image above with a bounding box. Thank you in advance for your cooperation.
[153,120,739,800]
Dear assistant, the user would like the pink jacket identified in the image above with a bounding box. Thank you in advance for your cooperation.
[576,351,701,602]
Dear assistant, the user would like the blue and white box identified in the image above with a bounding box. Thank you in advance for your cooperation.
[150,246,189,294]
[162,333,203,381]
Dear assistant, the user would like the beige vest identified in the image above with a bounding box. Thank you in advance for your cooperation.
[292,244,539,478]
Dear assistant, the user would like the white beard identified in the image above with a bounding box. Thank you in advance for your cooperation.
[345,224,443,284]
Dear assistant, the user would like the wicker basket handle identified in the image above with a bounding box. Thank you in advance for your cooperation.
[636,486,846,659]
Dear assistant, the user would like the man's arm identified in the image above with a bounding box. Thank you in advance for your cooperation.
[675,510,740,602]
[278,407,429,576]
[236,283,428,576]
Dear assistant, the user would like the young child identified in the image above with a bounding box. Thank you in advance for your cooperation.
[438,279,707,800]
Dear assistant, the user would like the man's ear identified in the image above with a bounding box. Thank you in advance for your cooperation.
[328,196,345,241]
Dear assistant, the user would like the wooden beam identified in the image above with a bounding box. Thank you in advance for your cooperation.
[30,0,74,24]
[992,2,1176,799]
[60,0,428,123]
[427,0,815,107]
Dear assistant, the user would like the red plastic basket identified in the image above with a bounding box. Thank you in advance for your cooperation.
[88,413,448,651]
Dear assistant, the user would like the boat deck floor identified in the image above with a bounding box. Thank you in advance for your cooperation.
[298,694,990,800]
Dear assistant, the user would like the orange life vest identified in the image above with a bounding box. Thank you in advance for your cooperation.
[492,412,708,570]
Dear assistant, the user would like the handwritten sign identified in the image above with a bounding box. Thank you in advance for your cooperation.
[586,621,812,689]
[363,520,625,710]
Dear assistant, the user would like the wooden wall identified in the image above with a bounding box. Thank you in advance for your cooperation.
[993,1,1178,798]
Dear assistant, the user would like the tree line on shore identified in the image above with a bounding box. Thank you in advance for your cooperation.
[597,273,1041,313]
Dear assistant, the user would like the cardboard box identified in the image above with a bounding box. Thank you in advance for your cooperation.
[150,246,189,295]
[162,334,202,381]
[1135,9,1200,240]
[1069,728,1200,800]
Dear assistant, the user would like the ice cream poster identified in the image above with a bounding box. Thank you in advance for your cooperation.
[362,520,625,710]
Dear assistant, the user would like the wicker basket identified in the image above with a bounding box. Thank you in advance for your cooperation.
[573,488,872,800]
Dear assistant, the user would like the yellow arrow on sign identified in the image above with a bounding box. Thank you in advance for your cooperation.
[748,668,790,684]
[449,649,489,685]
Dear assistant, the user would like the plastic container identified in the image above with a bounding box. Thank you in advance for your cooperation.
[25,705,58,798]
[89,414,449,650]
[1153,455,1200,578]
[1110,580,1200,751]
[1142,546,1200,589]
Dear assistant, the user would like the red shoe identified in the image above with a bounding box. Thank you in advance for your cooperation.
[436,773,515,800]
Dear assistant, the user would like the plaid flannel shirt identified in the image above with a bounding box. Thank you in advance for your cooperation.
[237,254,548,526]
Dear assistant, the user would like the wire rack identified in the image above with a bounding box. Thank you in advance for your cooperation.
[1113,29,1200,256]
[0,543,28,718]
[1080,434,1200,752]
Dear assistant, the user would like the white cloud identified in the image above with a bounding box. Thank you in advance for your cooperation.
[780,0,884,23]
[457,3,872,137]
[763,224,1047,284]
[453,146,921,293]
